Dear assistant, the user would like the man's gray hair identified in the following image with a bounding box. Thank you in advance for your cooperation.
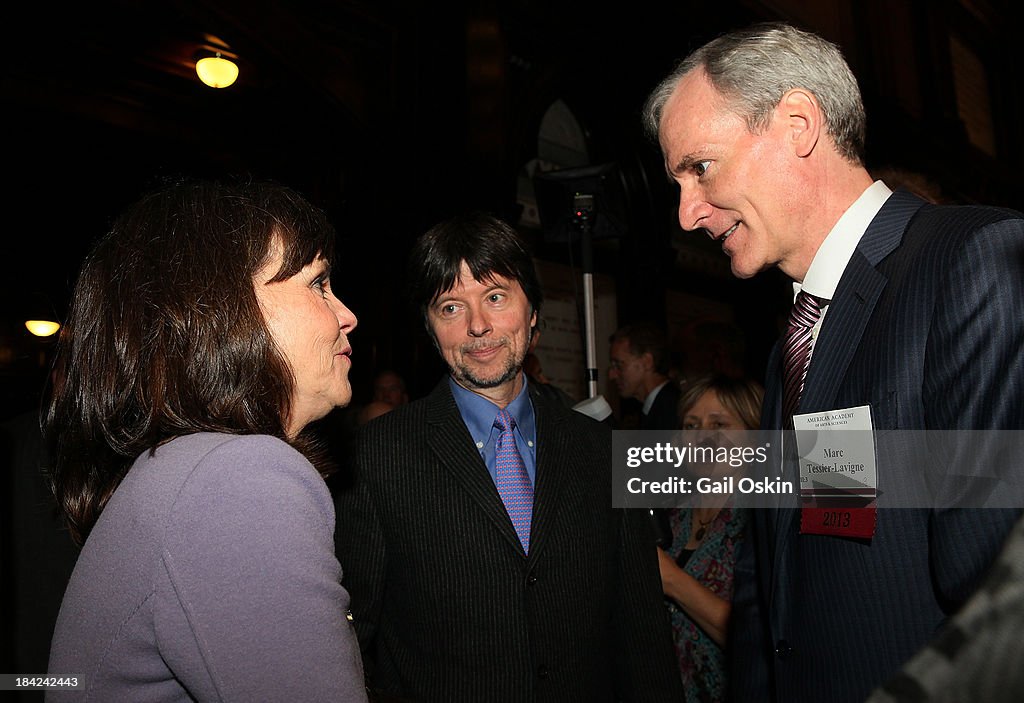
[642,22,866,165]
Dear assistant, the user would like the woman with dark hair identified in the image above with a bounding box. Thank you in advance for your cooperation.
[44,177,367,701]
[657,373,764,703]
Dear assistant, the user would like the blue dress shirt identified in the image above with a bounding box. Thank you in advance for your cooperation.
[449,374,537,487]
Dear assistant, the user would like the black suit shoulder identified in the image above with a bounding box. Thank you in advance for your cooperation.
[641,381,681,431]
[896,201,1024,257]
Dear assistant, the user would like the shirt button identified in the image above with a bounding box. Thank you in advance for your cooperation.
[775,640,793,659]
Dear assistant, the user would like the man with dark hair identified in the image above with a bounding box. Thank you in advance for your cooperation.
[608,322,681,430]
[334,212,682,702]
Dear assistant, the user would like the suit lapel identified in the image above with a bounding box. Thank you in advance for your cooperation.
[762,342,784,430]
[424,380,526,555]
[768,256,887,613]
[769,191,925,613]
[799,251,887,413]
[526,384,568,564]
[798,191,924,415]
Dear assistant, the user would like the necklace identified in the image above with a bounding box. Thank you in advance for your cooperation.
[692,505,716,544]
[694,513,715,542]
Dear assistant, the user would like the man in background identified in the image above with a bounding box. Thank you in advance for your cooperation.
[371,369,409,408]
[608,322,681,430]
[357,369,410,425]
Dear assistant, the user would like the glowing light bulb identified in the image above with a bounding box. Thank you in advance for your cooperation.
[196,54,239,88]
[25,320,60,337]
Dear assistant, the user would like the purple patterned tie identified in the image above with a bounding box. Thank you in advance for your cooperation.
[782,290,826,425]
[494,409,533,553]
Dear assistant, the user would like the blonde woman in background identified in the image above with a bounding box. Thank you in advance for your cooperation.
[657,374,764,702]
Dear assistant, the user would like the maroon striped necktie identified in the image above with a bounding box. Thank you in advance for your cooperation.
[782,290,826,425]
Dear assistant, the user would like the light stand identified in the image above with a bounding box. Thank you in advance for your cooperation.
[533,162,627,410]
[572,193,599,399]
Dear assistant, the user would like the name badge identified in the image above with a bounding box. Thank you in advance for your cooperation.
[793,405,877,539]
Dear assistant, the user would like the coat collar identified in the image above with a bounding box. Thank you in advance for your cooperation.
[423,377,570,562]
[799,190,926,415]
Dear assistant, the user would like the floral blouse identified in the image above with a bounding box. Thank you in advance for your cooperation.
[664,504,747,703]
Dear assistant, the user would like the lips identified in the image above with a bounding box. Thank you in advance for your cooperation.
[465,345,502,360]
[718,223,739,242]
[707,222,739,256]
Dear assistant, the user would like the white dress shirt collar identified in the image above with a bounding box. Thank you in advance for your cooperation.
[795,180,893,302]
[642,381,669,416]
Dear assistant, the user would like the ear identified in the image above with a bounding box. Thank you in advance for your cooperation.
[642,351,655,372]
[778,88,821,158]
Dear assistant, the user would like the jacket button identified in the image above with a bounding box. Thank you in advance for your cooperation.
[775,640,793,659]
[537,666,549,679]
[526,575,538,586]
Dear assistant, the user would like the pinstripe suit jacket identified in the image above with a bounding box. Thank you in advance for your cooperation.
[730,192,1024,702]
[334,378,683,703]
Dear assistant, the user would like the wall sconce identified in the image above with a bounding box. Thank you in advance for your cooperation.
[196,52,239,88]
[23,291,62,337]
[25,320,60,337]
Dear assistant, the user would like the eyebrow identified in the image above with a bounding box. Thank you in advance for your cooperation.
[431,293,461,310]
[434,279,509,303]
[670,152,705,177]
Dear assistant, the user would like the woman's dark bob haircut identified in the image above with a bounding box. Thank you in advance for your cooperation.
[45,176,337,544]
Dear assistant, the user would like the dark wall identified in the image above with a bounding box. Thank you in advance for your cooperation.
[4,1,1022,415]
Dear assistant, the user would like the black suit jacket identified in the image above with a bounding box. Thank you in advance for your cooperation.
[335,378,683,703]
[730,192,1024,702]
[640,380,681,431]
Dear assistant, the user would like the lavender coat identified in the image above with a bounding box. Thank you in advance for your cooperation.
[47,433,366,702]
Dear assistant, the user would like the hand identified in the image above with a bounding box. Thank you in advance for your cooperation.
[656,546,730,646]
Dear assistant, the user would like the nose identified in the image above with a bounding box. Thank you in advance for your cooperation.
[329,294,358,334]
[677,180,713,232]
[466,306,492,338]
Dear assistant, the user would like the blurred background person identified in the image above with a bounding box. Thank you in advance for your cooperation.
[371,369,409,408]
[357,369,409,426]
[610,321,685,549]
[43,177,367,702]
[357,400,396,425]
[608,322,681,430]
[356,399,395,425]
[657,374,764,703]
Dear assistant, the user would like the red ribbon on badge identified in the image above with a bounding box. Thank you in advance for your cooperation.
[800,505,877,539]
